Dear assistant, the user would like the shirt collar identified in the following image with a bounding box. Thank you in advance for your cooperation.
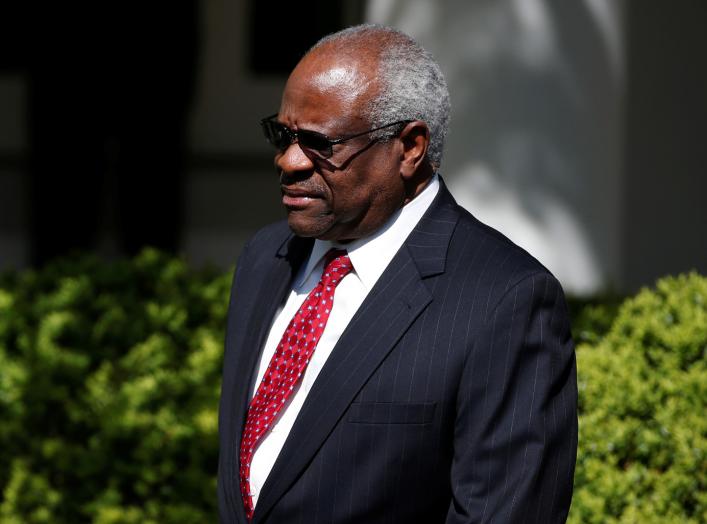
[296,174,440,290]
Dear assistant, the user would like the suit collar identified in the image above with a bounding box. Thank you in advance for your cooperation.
[276,231,313,261]
[405,177,458,277]
[251,178,460,523]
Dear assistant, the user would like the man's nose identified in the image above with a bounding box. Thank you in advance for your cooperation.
[276,142,315,175]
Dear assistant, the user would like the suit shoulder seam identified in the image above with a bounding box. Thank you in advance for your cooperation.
[485,270,555,321]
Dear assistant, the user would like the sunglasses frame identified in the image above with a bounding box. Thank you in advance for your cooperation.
[260,114,413,159]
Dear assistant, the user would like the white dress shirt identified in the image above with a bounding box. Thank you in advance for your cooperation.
[248,174,440,507]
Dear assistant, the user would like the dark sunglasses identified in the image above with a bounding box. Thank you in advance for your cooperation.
[260,114,413,159]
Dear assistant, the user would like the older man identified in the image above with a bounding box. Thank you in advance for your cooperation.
[218,24,577,524]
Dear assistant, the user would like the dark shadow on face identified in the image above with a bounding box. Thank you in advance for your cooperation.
[281,137,384,181]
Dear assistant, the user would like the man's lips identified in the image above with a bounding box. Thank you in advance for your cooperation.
[281,187,323,208]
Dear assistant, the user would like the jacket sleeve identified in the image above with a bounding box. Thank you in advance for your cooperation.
[446,272,578,524]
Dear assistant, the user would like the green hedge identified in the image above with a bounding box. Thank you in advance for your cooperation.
[0,252,704,522]
[571,272,706,524]
[0,250,231,523]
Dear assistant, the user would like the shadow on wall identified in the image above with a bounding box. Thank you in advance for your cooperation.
[369,0,623,295]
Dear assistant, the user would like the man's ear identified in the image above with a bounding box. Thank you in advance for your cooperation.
[399,121,430,179]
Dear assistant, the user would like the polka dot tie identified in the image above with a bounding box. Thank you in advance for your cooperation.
[239,249,352,520]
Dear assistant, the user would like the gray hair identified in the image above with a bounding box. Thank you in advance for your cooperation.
[311,24,451,170]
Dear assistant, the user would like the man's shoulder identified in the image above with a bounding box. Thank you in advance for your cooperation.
[236,220,294,269]
[235,220,293,278]
[431,179,554,284]
[243,220,293,253]
[446,202,562,300]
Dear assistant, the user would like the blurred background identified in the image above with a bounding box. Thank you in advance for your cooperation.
[0,0,705,296]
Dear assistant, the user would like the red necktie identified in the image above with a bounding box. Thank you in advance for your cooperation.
[239,249,352,520]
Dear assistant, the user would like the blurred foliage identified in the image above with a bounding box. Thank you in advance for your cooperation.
[0,251,704,522]
[570,272,706,524]
[0,250,232,523]
[567,293,623,346]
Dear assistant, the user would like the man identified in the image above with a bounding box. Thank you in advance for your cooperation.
[218,24,577,523]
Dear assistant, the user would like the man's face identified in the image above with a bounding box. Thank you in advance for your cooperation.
[273,50,406,242]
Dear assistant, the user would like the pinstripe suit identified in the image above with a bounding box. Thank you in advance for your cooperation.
[218,179,577,523]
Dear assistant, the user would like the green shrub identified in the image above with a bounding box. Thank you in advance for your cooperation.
[0,250,232,523]
[570,272,707,524]
[568,294,623,346]
[0,252,704,522]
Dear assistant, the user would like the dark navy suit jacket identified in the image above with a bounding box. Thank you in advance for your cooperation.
[218,180,577,523]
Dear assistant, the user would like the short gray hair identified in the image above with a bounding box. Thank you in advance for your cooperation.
[311,24,451,170]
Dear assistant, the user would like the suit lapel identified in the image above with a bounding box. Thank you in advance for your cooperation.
[252,182,460,523]
[235,237,312,409]
[226,233,312,523]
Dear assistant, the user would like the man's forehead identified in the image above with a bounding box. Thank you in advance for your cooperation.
[281,52,377,127]
[295,48,377,96]
[311,66,370,95]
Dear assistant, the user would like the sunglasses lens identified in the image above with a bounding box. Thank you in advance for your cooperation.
[261,120,290,150]
[298,131,333,158]
[260,117,335,158]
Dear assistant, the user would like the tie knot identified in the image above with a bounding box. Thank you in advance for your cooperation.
[321,249,352,287]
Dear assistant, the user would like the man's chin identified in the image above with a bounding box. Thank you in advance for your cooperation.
[286,214,333,239]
